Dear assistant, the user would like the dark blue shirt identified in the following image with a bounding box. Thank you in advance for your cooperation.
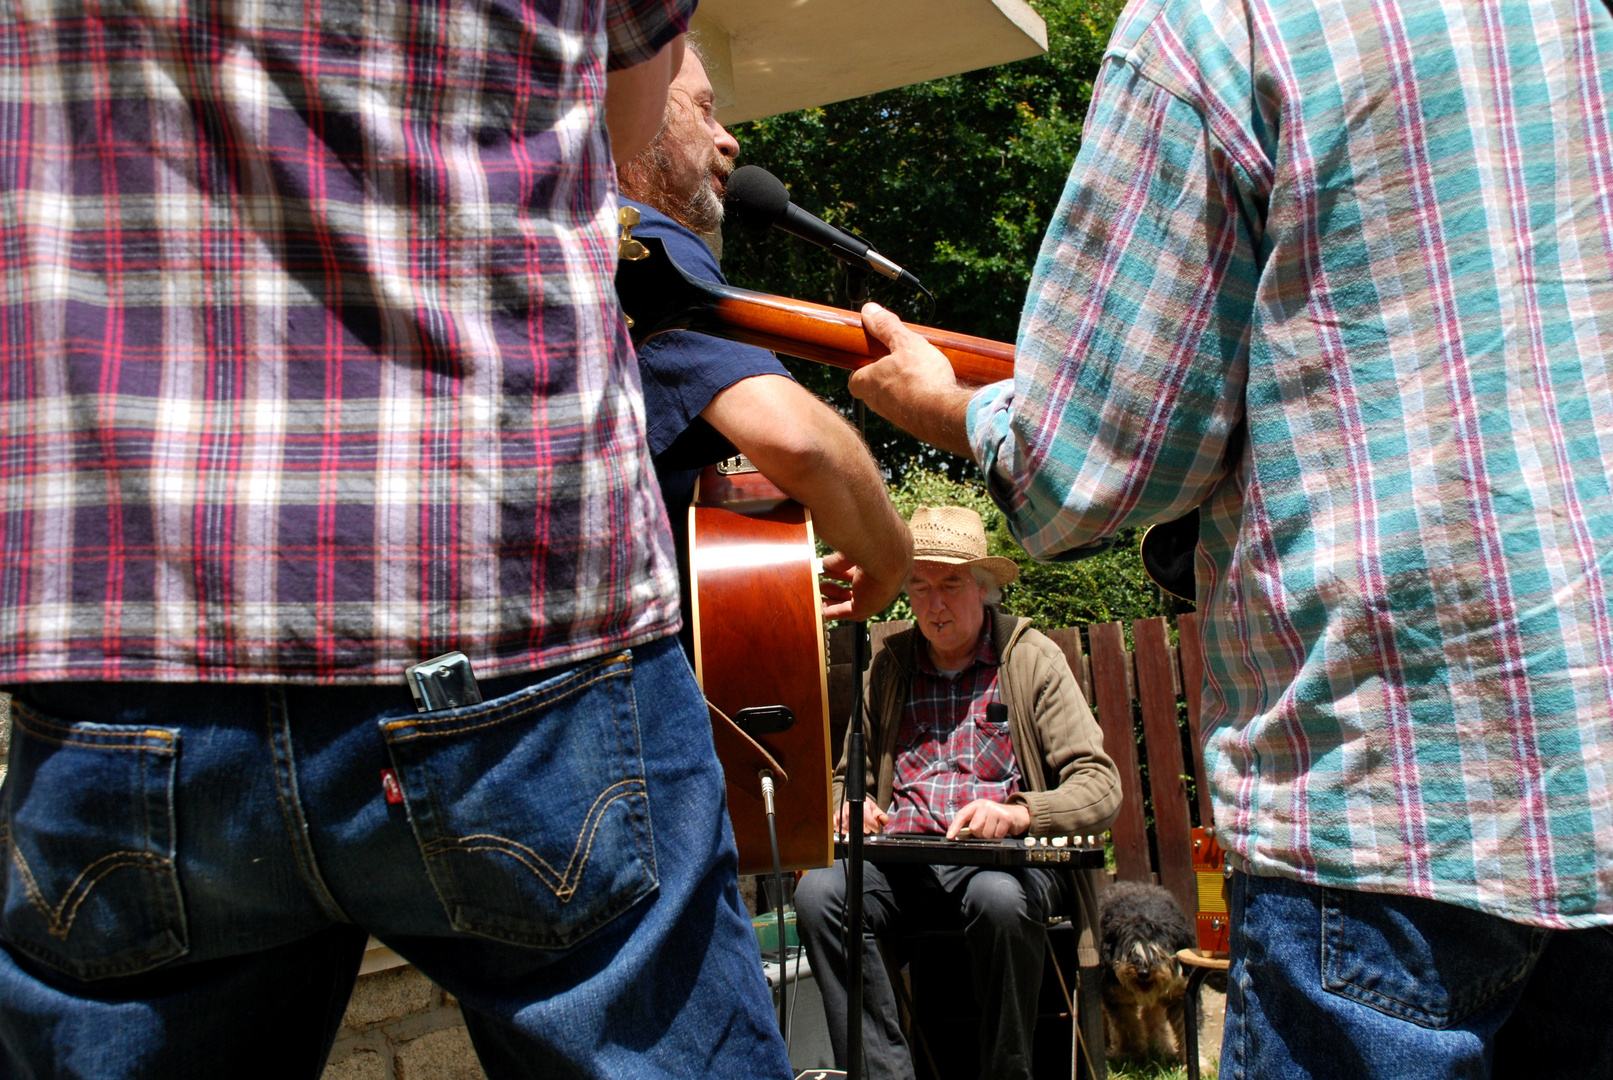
[626,199,793,521]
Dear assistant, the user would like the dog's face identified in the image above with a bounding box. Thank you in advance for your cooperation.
[1108,938,1182,1001]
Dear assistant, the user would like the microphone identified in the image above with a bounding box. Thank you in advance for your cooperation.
[725,165,925,292]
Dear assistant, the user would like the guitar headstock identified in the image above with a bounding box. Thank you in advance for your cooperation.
[613,220,709,347]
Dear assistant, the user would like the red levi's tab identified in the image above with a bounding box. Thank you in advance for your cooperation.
[381,769,404,805]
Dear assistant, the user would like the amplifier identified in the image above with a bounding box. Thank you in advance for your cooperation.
[1191,826,1232,953]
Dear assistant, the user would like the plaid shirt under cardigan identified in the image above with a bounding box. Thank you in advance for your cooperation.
[0,0,690,682]
[886,619,1021,837]
[968,0,1613,928]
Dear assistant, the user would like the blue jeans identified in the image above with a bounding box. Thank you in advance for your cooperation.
[1223,871,1613,1080]
[0,637,791,1080]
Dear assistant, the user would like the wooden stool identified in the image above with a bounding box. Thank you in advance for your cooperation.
[1176,948,1230,1080]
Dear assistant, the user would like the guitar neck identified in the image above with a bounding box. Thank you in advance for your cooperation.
[688,282,1016,387]
[617,235,1016,387]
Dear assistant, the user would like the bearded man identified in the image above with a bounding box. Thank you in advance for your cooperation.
[616,44,910,631]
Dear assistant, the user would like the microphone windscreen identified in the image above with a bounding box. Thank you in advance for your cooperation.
[724,165,791,233]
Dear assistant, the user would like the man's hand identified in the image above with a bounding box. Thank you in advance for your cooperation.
[819,550,906,622]
[946,800,1032,840]
[834,800,890,838]
[850,303,979,459]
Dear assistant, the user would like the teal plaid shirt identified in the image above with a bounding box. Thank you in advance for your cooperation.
[969,0,1613,928]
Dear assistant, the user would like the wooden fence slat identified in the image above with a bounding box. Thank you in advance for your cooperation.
[1176,612,1214,827]
[1133,617,1197,919]
[870,619,910,658]
[1088,622,1150,883]
[1042,627,1089,706]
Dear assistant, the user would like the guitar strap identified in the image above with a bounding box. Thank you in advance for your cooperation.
[707,700,790,799]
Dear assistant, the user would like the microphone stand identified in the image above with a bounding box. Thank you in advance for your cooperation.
[843,264,871,1080]
[845,610,868,1080]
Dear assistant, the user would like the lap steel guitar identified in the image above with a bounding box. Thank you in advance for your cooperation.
[834,833,1106,868]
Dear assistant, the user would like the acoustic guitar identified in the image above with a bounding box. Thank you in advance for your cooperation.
[689,457,832,875]
[618,220,1030,874]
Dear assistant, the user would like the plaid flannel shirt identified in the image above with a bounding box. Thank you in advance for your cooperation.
[0,0,691,682]
[887,622,1020,837]
[969,0,1613,928]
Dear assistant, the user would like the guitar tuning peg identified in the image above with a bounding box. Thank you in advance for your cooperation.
[617,205,650,262]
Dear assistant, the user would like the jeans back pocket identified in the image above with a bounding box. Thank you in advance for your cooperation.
[0,704,187,981]
[1320,886,1541,1028]
[379,651,657,950]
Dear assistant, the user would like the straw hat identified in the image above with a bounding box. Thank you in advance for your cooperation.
[908,506,1019,587]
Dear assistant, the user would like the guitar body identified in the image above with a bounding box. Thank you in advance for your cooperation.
[690,462,834,876]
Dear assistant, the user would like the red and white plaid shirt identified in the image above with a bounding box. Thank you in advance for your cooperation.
[887,616,1022,836]
[0,0,691,683]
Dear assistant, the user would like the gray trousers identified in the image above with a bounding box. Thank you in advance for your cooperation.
[795,858,1068,1080]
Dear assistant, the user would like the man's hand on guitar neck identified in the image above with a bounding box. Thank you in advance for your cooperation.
[851,302,980,460]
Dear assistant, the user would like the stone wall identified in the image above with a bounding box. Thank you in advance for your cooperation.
[323,960,486,1080]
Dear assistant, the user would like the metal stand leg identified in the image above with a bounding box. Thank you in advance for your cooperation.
[1076,965,1107,1080]
[1183,965,1212,1080]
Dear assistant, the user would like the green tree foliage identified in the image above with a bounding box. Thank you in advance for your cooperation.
[882,463,1179,632]
[719,0,1128,477]
[715,0,1184,632]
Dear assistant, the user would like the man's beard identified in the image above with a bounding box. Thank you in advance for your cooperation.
[620,138,733,238]
[676,158,730,236]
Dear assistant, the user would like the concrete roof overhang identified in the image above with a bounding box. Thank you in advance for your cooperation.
[689,0,1049,126]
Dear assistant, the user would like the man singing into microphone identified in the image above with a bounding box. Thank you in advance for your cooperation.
[616,41,911,630]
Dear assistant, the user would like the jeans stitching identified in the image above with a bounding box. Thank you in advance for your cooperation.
[10,706,176,749]
[1,710,188,978]
[385,650,658,947]
[263,690,349,924]
[9,843,174,939]
[419,779,647,901]
[1321,890,1538,1026]
[617,664,657,884]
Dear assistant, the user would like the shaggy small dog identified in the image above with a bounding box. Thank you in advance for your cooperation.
[1098,881,1197,1061]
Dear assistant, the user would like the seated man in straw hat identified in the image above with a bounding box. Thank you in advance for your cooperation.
[796,506,1122,1080]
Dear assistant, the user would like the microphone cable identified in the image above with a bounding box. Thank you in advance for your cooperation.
[760,771,793,1046]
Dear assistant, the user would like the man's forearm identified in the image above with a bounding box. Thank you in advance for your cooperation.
[604,36,683,161]
[702,374,911,610]
[766,416,910,585]
[882,384,974,460]
[730,386,909,582]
